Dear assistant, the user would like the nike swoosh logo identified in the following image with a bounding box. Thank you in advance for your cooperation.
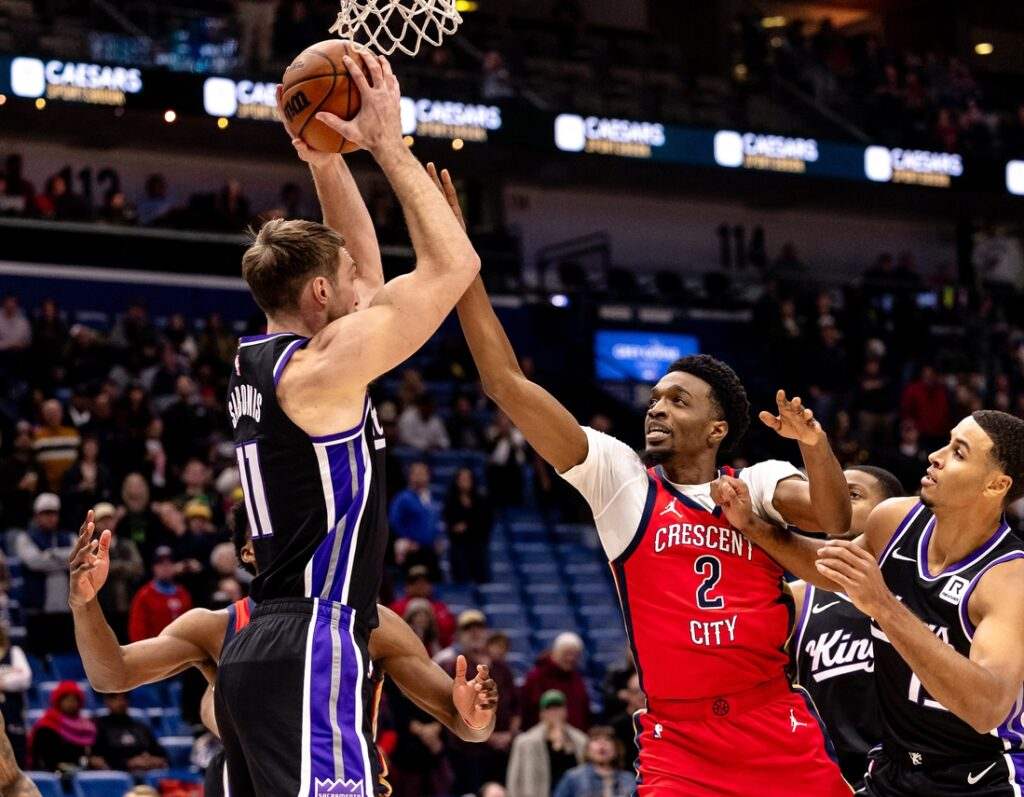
[811,601,840,614]
[890,550,917,562]
[967,762,998,785]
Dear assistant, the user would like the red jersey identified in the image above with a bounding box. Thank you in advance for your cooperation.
[611,466,793,702]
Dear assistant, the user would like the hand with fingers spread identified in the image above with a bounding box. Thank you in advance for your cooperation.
[315,52,402,156]
[452,654,498,731]
[759,389,825,446]
[426,162,466,231]
[68,510,112,609]
[815,539,892,616]
[710,475,755,532]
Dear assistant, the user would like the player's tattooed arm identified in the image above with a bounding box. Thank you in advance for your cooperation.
[0,712,40,797]
[761,391,851,535]
[818,541,1024,733]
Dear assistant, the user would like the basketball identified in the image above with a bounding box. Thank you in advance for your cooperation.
[279,40,364,154]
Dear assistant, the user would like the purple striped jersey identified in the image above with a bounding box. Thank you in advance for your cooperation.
[873,501,1024,762]
[228,332,388,625]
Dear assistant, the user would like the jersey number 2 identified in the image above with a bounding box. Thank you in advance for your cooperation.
[237,441,274,538]
[694,555,725,609]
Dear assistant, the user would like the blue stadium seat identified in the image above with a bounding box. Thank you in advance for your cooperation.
[129,682,167,709]
[511,541,552,558]
[518,565,560,583]
[433,584,475,605]
[26,772,62,797]
[483,604,528,630]
[477,582,518,602]
[522,582,567,602]
[159,736,195,768]
[73,770,134,797]
[564,562,605,578]
[51,653,87,681]
[530,607,578,632]
[6,599,23,626]
[578,605,621,629]
[569,581,616,602]
[5,556,21,578]
[24,653,46,680]
[143,768,204,787]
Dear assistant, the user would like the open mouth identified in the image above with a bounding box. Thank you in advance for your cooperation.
[646,425,671,443]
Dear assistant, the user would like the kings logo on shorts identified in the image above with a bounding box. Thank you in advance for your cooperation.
[315,777,364,796]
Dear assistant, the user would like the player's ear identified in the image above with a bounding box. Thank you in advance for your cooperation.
[984,471,1012,502]
[707,419,728,448]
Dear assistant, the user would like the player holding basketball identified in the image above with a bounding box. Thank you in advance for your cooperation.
[219,50,480,796]
[789,465,903,789]
[68,508,498,796]
[424,170,852,794]
[716,410,1024,795]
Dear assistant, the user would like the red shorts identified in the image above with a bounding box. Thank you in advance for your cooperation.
[633,679,853,797]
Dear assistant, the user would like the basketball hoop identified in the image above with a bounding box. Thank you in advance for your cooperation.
[329,0,462,57]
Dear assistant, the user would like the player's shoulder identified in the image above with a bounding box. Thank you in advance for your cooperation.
[971,554,1024,622]
[864,497,920,555]
[162,607,230,644]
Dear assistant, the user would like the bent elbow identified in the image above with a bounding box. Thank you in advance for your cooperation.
[462,252,482,279]
[972,707,1009,735]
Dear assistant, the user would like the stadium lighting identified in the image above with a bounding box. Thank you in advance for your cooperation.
[451,137,465,151]
[34,98,46,109]
[974,42,994,55]
[217,117,229,129]
[455,0,477,10]
[550,294,570,308]
[403,135,414,147]
[761,16,787,28]
[0,94,6,106]
[163,109,177,123]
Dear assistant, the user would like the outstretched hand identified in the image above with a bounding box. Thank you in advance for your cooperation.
[759,390,824,446]
[315,52,402,156]
[426,163,466,231]
[68,510,112,609]
[452,654,498,731]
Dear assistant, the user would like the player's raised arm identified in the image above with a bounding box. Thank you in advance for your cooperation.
[278,77,384,306]
[70,513,215,692]
[417,166,587,473]
[308,54,480,387]
[758,391,851,535]
[372,606,496,742]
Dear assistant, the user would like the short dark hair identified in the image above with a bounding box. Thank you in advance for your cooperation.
[972,410,1024,504]
[230,503,255,575]
[847,465,904,500]
[665,355,751,453]
[241,218,343,316]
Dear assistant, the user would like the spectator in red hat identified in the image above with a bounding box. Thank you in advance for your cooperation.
[28,680,97,770]
[128,546,192,642]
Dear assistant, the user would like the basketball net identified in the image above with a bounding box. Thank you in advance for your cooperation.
[329,0,462,56]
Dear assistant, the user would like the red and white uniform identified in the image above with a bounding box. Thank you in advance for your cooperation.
[561,428,851,796]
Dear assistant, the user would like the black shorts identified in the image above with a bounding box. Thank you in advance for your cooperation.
[215,598,384,797]
[205,750,227,797]
[861,747,1024,796]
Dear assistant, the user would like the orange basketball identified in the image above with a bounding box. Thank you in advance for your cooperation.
[280,40,364,154]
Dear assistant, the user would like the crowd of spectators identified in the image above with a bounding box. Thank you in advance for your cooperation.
[0,285,644,794]
[740,14,1024,158]
[3,224,1024,793]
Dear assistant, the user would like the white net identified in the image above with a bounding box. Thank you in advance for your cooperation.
[329,0,462,57]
